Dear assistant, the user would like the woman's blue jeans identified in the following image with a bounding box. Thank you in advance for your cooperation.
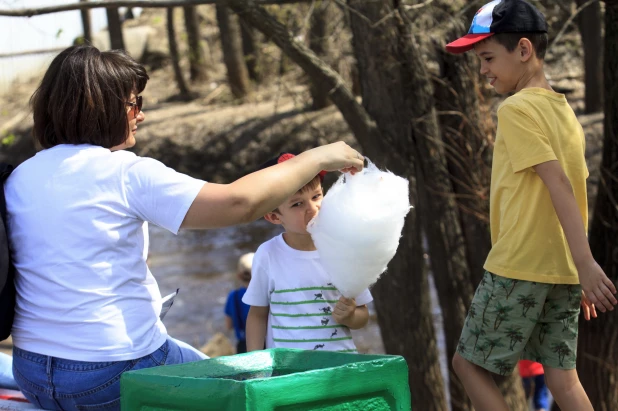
[12,337,206,410]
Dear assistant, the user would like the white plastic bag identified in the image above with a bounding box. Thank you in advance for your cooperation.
[307,160,411,298]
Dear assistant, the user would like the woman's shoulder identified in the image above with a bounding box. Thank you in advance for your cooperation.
[118,152,178,174]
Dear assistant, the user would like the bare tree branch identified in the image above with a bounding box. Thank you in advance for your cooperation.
[548,0,600,55]
[0,0,308,17]
[404,0,436,10]
[226,0,382,155]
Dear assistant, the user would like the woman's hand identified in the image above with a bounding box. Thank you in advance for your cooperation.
[302,142,364,175]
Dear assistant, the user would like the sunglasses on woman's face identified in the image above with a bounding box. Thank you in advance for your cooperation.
[126,96,143,117]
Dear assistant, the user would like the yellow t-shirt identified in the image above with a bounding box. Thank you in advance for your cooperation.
[484,88,588,285]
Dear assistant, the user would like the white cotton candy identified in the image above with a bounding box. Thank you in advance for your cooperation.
[307,160,411,298]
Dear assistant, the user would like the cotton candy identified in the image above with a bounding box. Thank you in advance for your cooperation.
[307,160,411,298]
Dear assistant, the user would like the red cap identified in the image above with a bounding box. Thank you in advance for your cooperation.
[445,33,494,54]
[276,153,327,181]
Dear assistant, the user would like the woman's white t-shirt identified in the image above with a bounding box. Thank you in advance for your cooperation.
[4,144,205,361]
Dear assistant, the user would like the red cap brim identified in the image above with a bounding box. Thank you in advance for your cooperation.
[445,33,494,54]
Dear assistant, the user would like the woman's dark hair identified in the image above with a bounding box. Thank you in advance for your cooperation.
[31,45,149,149]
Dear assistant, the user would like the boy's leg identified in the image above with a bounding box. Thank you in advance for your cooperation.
[524,284,588,411]
[454,272,546,411]
[452,353,509,411]
[544,367,592,411]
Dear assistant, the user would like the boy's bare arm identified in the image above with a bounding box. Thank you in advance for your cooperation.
[246,306,269,351]
[333,297,369,329]
[534,160,617,311]
[225,316,233,330]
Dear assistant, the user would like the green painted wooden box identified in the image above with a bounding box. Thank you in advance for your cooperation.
[120,348,410,410]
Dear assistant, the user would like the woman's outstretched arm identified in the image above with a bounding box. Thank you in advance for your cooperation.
[181,142,363,229]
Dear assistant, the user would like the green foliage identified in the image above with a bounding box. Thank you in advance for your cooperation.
[1,133,15,146]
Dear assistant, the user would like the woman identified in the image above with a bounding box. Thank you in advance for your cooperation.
[5,45,363,410]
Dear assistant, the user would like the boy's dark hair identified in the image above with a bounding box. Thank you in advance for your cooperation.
[258,152,326,214]
[491,32,548,59]
[298,175,322,194]
[31,45,149,149]
[272,175,322,214]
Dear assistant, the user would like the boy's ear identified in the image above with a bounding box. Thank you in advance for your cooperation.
[264,212,283,225]
[518,38,534,62]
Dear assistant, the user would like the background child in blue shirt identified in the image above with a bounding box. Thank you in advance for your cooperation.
[224,253,254,354]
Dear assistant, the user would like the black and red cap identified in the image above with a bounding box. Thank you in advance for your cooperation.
[446,0,548,54]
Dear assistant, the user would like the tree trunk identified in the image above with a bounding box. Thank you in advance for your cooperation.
[308,0,334,110]
[166,7,191,98]
[216,5,251,98]
[373,201,449,411]
[347,1,457,408]
[576,0,603,113]
[577,1,618,409]
[80,0,92,43]
[183,6,209,82]
[105,5,124,50]
[431,23,485,411]
[239,17,260,82]
[124,7,134,19]
[434,23,491,287]
[349,2,481,408]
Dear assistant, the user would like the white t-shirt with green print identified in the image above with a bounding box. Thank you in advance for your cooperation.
[243,234,373,352]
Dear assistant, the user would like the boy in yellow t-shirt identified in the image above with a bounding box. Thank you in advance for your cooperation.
[446,1,617,410]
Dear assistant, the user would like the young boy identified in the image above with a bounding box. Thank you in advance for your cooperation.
[224,252,254,354]
[243,153,372,353]
[445,1,617,410]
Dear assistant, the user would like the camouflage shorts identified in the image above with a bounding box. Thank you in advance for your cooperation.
[457,271,581,376]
